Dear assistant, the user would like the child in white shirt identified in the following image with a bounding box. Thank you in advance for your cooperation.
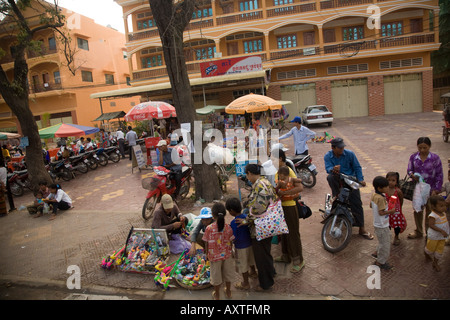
[370,176,395,270]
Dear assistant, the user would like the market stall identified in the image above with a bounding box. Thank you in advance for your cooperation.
[100,223,212,291]
[124,101,176,166]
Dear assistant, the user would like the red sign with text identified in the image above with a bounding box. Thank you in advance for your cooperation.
[200,55,263,78]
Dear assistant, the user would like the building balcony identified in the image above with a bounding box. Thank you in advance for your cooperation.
[270,45,320,60]
[27,45,58,59]
[266,1,316,18]
[30,82,62,94]
[216,9,263,26]
[379,32,435,48]
[319,0,373,10]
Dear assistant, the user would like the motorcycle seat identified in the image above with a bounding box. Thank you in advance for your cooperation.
[14,169,28,175]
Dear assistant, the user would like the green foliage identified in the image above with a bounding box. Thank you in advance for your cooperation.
[432,0,450,74]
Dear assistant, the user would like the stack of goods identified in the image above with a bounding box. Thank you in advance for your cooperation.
[174,249,211,289]
[99,228,170,274]
[100,245,125,270]
[119,228,170,274]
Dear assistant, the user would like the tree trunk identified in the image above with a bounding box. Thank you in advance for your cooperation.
[0,53,52,189]
[149,0,222,201]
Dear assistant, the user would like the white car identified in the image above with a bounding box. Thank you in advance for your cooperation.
[301,105,333,127]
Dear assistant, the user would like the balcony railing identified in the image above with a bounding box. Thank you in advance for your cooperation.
[270,46,320,60]
[267,2,316,17]
[320,0,373,10]
[380,32,435,48]
[30,82,62,94]
[186,19,214,31]
[216,9,263,26]
[324,40,376,54]
[27,46,57,59]
[128,28,159,42]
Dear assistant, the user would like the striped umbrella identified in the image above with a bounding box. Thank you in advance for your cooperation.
[39,123,100,139]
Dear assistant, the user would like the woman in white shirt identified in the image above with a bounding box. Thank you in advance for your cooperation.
[44,184,73,220]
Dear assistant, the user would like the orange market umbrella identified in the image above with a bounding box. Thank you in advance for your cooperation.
[225,93,282,115]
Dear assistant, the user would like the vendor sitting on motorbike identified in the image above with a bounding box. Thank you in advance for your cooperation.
[157,139,183,200]
[151,194,187,235]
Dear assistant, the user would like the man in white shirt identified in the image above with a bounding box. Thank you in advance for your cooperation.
[116,128,125,159]
[125,126,138,161]
[279,116,316,156]
[76,137,85,153]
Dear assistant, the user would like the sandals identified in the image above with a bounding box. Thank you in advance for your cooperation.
[48,214,57,221]
[234,282,250,290]
[290,260,305,273]
[407,231,423,239]
[360,232,374,240]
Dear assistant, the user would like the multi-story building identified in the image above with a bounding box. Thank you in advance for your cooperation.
[0,0,140,134]
[95,0,440,120]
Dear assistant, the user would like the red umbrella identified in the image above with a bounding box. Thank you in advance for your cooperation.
[124,101,177,121]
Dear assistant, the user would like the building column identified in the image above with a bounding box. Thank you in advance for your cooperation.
[317,25,324,56]
[368,75,384,116]
[316,80,332,111]
[211,0,217,27]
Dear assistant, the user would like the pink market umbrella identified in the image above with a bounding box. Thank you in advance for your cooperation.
[124,101,177,121]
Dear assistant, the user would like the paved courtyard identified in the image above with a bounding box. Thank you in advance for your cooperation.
[0,111,449,300]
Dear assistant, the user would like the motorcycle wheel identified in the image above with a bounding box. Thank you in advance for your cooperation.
[88,159,98,170]
[142,195,159,221]
[110,152,120,163]
[98,154,108,166]
[61,168,72,181]
[179,179,191,200]
[77,162,89,174]
[296,167,316,188]
[321,214,352,253]
[10,182,23,197]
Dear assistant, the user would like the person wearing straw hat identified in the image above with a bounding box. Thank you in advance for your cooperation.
[151,194,186,234]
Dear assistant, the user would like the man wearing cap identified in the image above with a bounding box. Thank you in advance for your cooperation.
[157,139,183,200]
[324,137,373,240]
[279,116,316,156]
[151,194,186,234]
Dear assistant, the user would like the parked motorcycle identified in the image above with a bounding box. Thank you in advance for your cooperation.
[103,146,121,163]
[319,172,362,253]
[82,150,99,170]
[141,165,193,220]
[288,154,318,188]
[7,169,31,197]
[48,159,72,181]
[68,154,89,174]
[94,147,108,166]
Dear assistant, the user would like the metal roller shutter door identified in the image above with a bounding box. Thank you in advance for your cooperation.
[280,83,316,119]
[384,73,422,114]
[331,78,369,118]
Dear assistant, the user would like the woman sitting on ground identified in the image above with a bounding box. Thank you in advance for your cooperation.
[44,184,73,221]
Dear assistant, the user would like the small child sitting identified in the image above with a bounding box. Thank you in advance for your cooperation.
[226,197,257,290]
[33,191,48,218]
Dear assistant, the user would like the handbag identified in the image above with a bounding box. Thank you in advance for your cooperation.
[296,200,312,219]
[254,199,289,241]
[399,174,417,201]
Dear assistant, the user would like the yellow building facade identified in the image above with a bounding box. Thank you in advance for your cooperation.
[102,0,440,120]
[0,0,140,133]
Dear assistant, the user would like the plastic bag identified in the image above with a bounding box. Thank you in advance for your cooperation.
[169,234,191,254]
[412,181,431,212]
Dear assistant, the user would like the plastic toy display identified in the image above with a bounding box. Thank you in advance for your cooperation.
[174,249,211,289]
[100,227,170,275]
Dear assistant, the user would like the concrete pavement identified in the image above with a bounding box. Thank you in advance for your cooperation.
[0,111,449,300]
